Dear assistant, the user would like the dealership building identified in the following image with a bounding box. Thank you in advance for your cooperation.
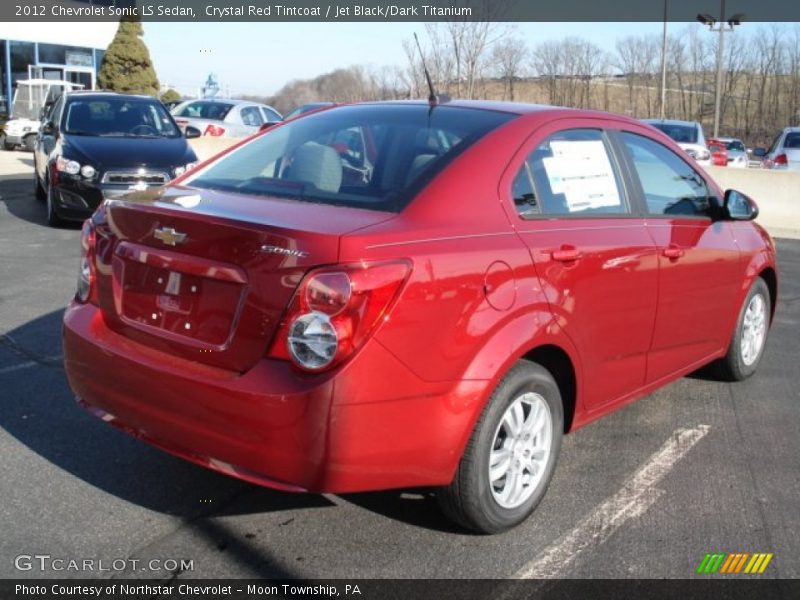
[0,20,118,115]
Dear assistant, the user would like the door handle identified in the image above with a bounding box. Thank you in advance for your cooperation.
[551,247,582,262]
[663,245,685,259]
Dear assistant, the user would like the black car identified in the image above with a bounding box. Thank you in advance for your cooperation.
[34,91,200,226]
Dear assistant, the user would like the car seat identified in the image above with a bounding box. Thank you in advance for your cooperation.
[284,142,343,193]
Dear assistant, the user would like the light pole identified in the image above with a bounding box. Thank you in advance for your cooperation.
[697,2,744,138]
[659,0,668,120]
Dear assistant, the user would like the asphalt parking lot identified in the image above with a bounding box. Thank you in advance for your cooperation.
[1,148,798,581]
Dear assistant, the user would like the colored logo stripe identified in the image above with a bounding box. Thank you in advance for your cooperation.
[697,553,773,574]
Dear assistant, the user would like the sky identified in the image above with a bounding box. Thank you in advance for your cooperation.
[143,21,673,97]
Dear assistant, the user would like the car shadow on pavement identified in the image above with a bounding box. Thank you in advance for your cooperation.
[0,175,80,228]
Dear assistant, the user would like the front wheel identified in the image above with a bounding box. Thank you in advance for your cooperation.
[437,360,563,534]
[717,277,771,381]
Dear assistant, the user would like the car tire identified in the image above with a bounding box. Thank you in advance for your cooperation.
[46,180,63,228]
[34,171,47,202]
[2,136,13,151]
[23,134,36,153]
[437,360,563,534]
[717,277,771,381]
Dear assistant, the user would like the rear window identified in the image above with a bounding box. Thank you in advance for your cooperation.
[725,140,745,152]
[173,101,234,121]
[649,122,699,145]
[784,133,800,149]
[185,104,516,212]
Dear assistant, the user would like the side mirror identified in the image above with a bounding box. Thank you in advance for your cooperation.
[751,147,767,158]
[41,120,56,136]
[184,126,202,139]
[724,189,759,221]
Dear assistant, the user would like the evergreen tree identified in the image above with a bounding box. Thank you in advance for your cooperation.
[98,20,159,95]
[160,89,182,104]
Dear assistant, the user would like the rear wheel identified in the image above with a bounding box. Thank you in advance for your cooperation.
[717,277,770,381]
[437,360,563,533]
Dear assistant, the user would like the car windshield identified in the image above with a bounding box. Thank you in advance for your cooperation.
[63,97,181,138]
[173,101,234,121]
[650,123,699,144]
[725,140,745,152]
[185,104,516,212]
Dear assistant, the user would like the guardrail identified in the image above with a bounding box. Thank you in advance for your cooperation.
[704,166,799,240]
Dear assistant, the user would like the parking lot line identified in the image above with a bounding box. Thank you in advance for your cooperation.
[514,425,711,579]
[0,360,38,375]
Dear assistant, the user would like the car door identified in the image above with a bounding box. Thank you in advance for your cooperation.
[615,129,743,383]
[503,124,659,412]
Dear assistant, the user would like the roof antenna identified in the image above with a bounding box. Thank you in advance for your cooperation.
[413,32,449,106]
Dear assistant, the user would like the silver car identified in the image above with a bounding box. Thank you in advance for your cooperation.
[758,127,800,171]
[171,99,282,138]
[642,119,711,166]
[713,137,748,169]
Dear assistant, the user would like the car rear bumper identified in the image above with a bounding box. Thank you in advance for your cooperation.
[63,302,486,493]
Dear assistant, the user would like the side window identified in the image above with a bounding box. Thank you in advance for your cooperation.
[513,128,628,218]
[621,132,712,217]
[240,106,264,127]
[261,107,282,123]
[49,96,64,127]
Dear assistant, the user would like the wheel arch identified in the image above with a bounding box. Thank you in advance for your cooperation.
[758,266,778,324]
[522,344,578,433]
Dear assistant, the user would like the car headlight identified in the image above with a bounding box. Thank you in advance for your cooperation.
[56,157,81,175]
[80,165,96,179]
[173,162,198,177]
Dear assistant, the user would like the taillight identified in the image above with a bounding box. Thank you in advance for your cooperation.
[76,219,96,304]
[204,124,226,137]
[774,154,788,166]
[269,260,411,372]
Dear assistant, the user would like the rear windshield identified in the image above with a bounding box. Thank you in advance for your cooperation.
[173,101,234,121]
[185,104,516,212]
[649,122,699,145]
[725,140,745,152]
[784,133,800,149]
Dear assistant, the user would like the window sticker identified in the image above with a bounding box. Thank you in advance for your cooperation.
[542,140,622,212]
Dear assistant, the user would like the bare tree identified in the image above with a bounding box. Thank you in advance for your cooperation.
[491,38,527,100]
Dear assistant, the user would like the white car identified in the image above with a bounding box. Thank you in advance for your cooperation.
[2,79,84,151]
[713,137,749,169]
[642,119,711,166]
[171,99,282,138]
[757,127,800,171]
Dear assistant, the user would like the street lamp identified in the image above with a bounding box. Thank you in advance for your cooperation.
[697,1,744,138]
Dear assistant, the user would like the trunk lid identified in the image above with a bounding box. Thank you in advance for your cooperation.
[93,185,394,372]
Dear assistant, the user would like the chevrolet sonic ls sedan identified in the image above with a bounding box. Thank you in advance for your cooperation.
[63,101,777,533]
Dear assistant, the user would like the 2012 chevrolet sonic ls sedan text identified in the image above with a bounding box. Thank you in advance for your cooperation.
[63,101,777,533]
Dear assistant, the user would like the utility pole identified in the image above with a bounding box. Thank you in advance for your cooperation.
[698,1,743,138]
[659,0,668,119]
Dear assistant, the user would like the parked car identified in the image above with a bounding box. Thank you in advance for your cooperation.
[33,91,199,227]
[755,127,800,171]
[707,140,728,166]
[3,79,84,151]
[642,118,711,166]
[171,99,282,137]
[284,102,336,120]
[63,101,777,533]
[708,137,748,169]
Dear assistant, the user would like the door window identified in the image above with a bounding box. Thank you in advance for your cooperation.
[620,132,712,217]
[240,106,264,127]
[512,128,628,217]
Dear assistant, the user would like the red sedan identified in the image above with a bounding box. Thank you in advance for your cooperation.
[707,139,729,166]
[63,101,777,533]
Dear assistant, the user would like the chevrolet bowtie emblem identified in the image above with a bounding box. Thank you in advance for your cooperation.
[153,227,187,246]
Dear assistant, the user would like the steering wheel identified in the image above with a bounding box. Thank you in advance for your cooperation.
[130,124,158,135]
